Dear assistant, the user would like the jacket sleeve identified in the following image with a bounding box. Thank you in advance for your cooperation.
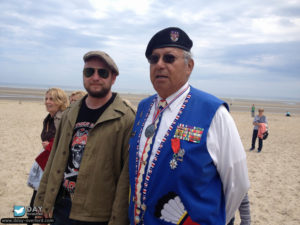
[108,111,135,225]
[33,113,64,209]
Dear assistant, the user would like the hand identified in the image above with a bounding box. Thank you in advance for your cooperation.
[37,211,53,225]
[42,141,49,149]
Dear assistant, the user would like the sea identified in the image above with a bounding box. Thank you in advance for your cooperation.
[0,82,299,115]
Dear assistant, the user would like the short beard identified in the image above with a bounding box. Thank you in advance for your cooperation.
[84,85,111,98]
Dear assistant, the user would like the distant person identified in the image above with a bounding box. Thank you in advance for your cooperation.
[250,108,268,153]
[128,27,250,224]
[27,87,69,225]
[286,111,291,117]
[34,50,135,224]
[251,104,255,117]
[227,193,251,225]
[69,90,86,104]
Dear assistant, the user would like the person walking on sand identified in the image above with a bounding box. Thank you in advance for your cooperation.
[34,51,135,224]
[250,108,267,153]
[128,27,250,225]
[251,104,255,117]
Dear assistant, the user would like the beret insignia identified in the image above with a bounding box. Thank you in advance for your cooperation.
[170,31,179,42]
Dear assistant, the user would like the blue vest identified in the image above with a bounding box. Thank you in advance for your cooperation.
[129,86,228,225]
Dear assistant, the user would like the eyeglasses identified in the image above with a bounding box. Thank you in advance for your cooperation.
[147,54,178,64]
[83,68,109,79]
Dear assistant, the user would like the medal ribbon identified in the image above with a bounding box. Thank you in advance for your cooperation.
[134,85,190,224]
[171,138,180,154]
[134,99,166,224]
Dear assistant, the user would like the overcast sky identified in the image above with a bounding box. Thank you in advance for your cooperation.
[1,0,300,100]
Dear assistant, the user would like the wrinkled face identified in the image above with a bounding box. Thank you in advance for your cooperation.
[83,57,116,98]
[45,93,60,116]
[149,47,194,99]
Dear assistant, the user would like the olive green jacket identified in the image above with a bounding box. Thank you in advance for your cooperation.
[34,94,135,224]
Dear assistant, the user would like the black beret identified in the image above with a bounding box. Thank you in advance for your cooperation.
[145,27,193,58]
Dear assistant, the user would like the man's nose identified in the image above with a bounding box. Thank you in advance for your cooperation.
[91,71,100,79]
[155,56,165,67]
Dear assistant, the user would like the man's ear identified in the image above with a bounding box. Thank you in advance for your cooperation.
[111,74,117,85]
[187,58,194,76]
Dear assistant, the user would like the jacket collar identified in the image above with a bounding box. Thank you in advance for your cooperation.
[67,93,126,126]
[53,110,63,129]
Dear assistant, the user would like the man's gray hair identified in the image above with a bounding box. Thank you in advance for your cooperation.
[183,50,192,64]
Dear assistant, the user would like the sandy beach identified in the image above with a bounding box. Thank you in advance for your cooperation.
[0,88,300,224]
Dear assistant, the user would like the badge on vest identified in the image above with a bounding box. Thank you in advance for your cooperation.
[155,192,200,225]
[174,124,204,143]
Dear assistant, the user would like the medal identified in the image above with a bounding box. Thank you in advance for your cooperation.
[170,138,185,169]
[170,158,178,169]
[177,148,185,161]
[145,123,155,138]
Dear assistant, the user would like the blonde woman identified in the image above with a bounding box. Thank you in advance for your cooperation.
[27,88,69,224]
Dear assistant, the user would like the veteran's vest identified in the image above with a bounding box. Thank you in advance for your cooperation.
[129,86,228,225]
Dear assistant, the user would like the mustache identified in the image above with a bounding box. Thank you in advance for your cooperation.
[89,81,104,85]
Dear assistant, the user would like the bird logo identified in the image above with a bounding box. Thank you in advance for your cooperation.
[155,192,199,224]
[13,206,25,217]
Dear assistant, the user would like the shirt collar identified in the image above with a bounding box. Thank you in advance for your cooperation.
[157,82,190,112]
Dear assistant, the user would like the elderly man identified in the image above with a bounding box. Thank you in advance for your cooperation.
[128,27,250,225]
[34,51,135,225]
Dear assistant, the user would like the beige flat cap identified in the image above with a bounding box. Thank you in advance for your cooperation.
[83,51,119,75]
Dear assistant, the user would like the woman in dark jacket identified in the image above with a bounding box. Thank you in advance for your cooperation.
[27,88,68,224]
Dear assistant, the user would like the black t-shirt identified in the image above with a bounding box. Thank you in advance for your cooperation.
[63,94,116,194]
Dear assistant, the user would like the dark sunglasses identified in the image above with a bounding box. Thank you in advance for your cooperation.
[147,54,178,64]
[83,68,109,79]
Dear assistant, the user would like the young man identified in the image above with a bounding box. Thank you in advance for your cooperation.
[128,27,250,224]
[34,51,135,225]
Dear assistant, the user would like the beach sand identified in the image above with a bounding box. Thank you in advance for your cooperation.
[0,91,300,224]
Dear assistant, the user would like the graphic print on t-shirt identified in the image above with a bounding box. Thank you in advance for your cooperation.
[62,94,116,194]
[63,121,94,193]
